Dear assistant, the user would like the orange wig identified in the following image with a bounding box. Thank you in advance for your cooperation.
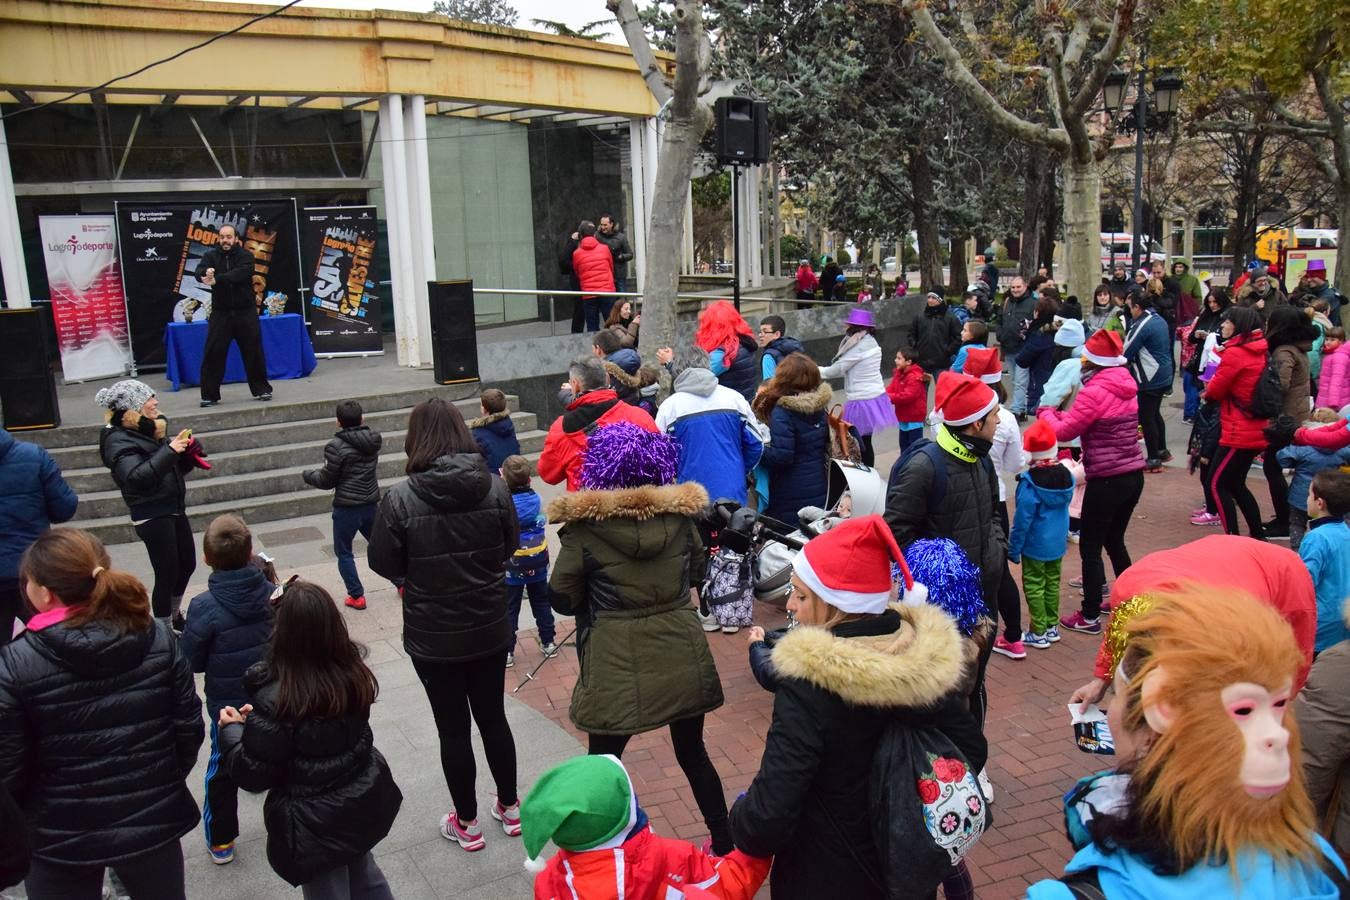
[694,300,754,364]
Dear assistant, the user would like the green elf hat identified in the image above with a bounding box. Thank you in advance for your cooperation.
[521,754,639,874]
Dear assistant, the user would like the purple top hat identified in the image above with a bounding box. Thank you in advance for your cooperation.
[845,307,876,329]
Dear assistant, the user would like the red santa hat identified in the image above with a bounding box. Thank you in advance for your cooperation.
[1022,419,1058,461]
[928,370,998,427]
[961,346,1003,384]
[792,515,926,613]
[1082,328,1127,367]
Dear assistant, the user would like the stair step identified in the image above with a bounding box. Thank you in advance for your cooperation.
[73,451,547,547]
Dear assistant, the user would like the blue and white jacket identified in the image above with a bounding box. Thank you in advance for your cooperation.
[1123,308,1175,392]
[656,367,764,505]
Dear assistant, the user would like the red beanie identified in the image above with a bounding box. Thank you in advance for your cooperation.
[792,515,925,613]
[931,371,998,427]
[961,347,1003,384]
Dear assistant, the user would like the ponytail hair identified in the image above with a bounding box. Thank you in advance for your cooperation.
[19,529,151,633]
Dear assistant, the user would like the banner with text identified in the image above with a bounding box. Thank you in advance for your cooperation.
[38,215,134,381]
[302,206,383,356]
[115,200,302,368]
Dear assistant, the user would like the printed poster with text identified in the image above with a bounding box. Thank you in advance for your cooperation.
[301,206,383,356]
[115,200,302,368]
[38,215,134,381]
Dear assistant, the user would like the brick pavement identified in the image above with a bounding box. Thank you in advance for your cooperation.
[509,418,1280,898]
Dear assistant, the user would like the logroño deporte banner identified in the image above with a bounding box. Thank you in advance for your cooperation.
[37,215,135,381]
[301,206,383,356]
[115,200,303,368]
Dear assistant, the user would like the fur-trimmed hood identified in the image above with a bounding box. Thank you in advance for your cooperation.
[548,481,708,525]
[107,409,168,441]
[467,409,511,430]
[775,382,833,415]
[771,603,965,709]
[604,360,642,389]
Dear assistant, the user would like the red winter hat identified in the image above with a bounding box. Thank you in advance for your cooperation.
[930,370,998,427]
[1022,419,1058,460]
[793,515,924,614]
[961,346,1003,384]
[1082,328,1126,367]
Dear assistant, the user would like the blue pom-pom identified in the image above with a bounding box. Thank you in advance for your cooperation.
[901,539,984,635]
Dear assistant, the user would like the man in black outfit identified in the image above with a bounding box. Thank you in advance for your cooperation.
[199,224,272,407]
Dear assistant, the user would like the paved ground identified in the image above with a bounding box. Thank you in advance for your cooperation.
[45,385,1268,899]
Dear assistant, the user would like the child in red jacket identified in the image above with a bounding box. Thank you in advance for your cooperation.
[524,755,770,900]
[886,348,929,452]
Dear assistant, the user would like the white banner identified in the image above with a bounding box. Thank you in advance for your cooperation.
[39,215,133,381]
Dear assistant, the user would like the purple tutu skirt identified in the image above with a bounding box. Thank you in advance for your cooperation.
[843,394,897,436]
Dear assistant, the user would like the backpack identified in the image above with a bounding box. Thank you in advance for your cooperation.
[889,438,995,510]
[1245,356,1285,420]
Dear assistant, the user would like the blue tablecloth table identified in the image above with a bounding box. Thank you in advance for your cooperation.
[164,313,317,391]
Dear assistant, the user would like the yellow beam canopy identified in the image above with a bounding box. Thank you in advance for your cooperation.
[0,0,665,118]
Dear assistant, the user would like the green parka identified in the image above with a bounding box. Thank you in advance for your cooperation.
[548,481,724,735]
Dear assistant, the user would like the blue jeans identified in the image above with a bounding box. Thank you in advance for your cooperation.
[898,427,924,452]
[333,503,376,599]
[1182,369,1201,420]
[583,298,603,332]
[1011,362,1030,413]
[507,580,555,647]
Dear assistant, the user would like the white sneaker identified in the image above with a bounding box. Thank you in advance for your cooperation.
[697,611,720,632]
[504,653,514,668]
[540,642,558,657]
[977,769,994,804]
[721,625,740,634]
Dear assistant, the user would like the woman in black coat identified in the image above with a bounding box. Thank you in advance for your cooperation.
[1014,297,1064,410]
[752,352,831,523]
[367,398,520,851]
[0,528,203,899]
[220,581,400,897]
[95,379,207,630]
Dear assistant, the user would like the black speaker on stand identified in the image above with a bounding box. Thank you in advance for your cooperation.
[715,97,770,165]
[427,280,480,385]
[0,306,61,431]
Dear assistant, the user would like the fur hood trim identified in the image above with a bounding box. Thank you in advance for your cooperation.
[771,603,965,709]
[604,361,642,389]
[775,383,834,414]
[467,410,511,429]
[548,481,709,524]
[108,409,167,440]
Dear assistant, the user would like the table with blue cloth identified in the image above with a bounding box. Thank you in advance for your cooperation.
[164,313,318,391]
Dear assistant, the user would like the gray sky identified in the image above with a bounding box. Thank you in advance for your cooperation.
[214,0,622,41]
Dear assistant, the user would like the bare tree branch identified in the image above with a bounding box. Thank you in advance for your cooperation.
[1066,0,1136,118]
[607,0,672,106]
[1063,16,1092,68]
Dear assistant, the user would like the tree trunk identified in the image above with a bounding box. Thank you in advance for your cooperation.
[1019,152,1049,280]
[1061,156,1102,298]
[908,149,944,292]
[1227,131,1265,284]
[1336,177,1350,291]
[949,236,969,293]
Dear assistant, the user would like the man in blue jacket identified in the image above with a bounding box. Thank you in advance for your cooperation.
[655,347,764,505]
[1122,294,1175,470]
[0,429,77,644]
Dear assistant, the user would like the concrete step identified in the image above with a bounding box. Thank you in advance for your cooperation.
[46,397,531,472]
[28,386,511,451]
[60,413,543,494]
[74,447,548,546]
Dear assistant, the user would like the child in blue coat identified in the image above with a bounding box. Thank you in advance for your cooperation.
[501,455,555,668]
[1007,420,1075,650]
[1277,408,1350,549]
[470,388,520,473]
[1300,469,1350,653]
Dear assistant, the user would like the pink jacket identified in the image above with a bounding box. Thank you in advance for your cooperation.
[1317,342,1350,411]
[1037,365,1144,480]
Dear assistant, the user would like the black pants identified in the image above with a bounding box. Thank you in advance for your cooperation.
[411,653,517,822]
[26,839,185,900]
[203,721,238,847]
[133,515,195,620]
[1077,470,1143,619]
[859,433,875,468]
[1199,459,1217,515]
[1262,445,1289,527]
[589,715,731,855]
[1210,445,1265,538]
[1138,388,1168,461]
[0,577,31,646]
[994,503,1023,642]
[199,309,272,402]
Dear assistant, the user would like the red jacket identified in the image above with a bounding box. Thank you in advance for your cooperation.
[1296,418,1350,451]
[1095,534,1316,690]
[573,235,616,299]
[537,389,658,490]
[885,364,927,423]
[1202,331,1269,450]
[534,825,771,900]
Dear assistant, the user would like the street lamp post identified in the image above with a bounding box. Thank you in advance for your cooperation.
[1102,67,1183,273]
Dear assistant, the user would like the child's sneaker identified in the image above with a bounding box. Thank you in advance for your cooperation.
[1023,631,1051,650]
[1044,626,1061,643]
[721,625,740,634]
[992,635,1026,659]
[1190,511,1220,526]
[504,653,514,668]
[208,842,235,865]
[1066,531,1080,544]
[440,812,485,851]
[491,799,522,837]
[344,595,367,610]
[540,642,558,657]
[697,610,720,632]
[1060,611,1102,634]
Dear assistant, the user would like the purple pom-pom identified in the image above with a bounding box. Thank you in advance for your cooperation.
[579,423,680,490]
[901,538,985,635]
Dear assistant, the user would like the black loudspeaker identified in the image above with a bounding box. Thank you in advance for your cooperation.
[715,97,771,165]
[0,306,61,431]
[428,280,480,385]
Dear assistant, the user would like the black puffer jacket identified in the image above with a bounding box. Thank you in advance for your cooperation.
[179,565,275,717]
[884,433,1005,603]
[368,453,518,662]
[99,411,196,520]
[910,305,963,373]
[0,619,203,865]
[717,334,761,402]
[220,665,402,886]
[729,606,984,900]
[303,425,382,507]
